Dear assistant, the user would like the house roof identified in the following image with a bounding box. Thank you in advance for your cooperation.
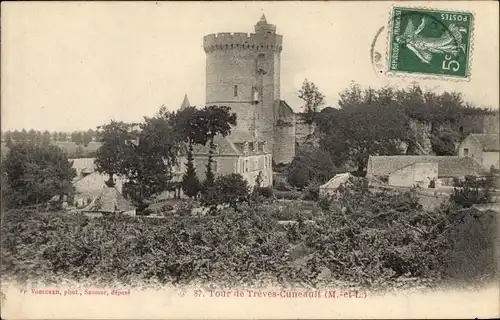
[91,186,135,213]
[368,155,487,178]
[180,94,191,111]
[470,134,500,151]
[278,100,295,119]
[189,128,264,156]
[71,157,97,177]
[320,172,353,190]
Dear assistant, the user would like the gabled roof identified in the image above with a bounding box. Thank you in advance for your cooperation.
[189,128,264,156]
[91,186,135,213]
[368,155,487,178]
[180,94,191,111]
[469,134,500,151]
[277,100,295,119]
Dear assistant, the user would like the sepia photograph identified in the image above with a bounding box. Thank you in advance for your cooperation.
[1,1,499,319]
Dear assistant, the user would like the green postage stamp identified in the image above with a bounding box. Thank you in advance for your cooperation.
[388,7,473,79]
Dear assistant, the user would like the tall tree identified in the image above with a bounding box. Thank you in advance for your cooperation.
[338,81,363,108]
[94,121,137,186]
[122,108,181,207]
[2,142,76,208]
[42,130,51,145]
[199,105,237,189]
[320,102,407,173]
[298,78,325,125]
[181,144,201,198]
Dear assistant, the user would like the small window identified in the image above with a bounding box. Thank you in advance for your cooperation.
[234,85,238,97]
[463,148,469,157]
[264,156,268,168]
[245,159,249,172]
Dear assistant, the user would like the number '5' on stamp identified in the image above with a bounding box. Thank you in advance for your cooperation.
[387,7,473,80]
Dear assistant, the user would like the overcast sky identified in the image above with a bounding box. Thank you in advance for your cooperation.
[2,1,499,132]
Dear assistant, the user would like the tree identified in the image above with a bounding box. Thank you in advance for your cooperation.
[298,78,325,125]
[199,105,237,189]
[181,144,201,198]
[320,102,407,173]
[338,81,363,108]
[94,121,138,186]
[2,142,76,208]
[286,148,344,189]
[202,173,250,212]
[173,105,236,192]
[83,130,94,147]
[120,108,182,208]
[173,106,207,197]
[42,130,52,145]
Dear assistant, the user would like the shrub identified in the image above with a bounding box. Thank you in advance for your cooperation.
[302,185,319,201]
[255,187,274,198]
[451,175,495,208]
[202,173,249,211]
[318,197,331,211]
[274,190,302,200]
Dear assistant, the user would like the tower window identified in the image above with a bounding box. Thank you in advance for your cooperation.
[463,148,469,157]
[234,85,238,97]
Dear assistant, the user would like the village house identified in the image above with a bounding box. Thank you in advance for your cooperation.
[457,133,500,171]
[71,157,126,208]
[367,155,487,188]
[82,186,136,217]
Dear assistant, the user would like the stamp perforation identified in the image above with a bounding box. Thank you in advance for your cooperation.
[384,3,475,82]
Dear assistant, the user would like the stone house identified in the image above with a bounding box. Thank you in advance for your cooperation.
[457,133,500,171]
[164,129,273,199]
[367,155,487,188]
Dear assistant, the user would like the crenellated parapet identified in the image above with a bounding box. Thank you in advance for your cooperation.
[203,32,283,53]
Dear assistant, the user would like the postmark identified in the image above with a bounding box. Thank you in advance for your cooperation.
[387,7,473,80]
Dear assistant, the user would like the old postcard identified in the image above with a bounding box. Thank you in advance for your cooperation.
[1,1,499,319]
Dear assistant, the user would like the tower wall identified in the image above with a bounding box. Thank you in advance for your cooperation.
[204,30,283,144]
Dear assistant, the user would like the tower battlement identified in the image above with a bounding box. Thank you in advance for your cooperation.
[203,32,283,53]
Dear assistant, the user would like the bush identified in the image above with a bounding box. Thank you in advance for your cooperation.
[274,180,292,191]
[202,173,249,211]
[255,187,274,198]
[318,197,331,211]
[274,190,303,200]
[302,185,319,201]
[451,175,495,208]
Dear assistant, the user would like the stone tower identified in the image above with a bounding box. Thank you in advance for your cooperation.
[203,14,283,152]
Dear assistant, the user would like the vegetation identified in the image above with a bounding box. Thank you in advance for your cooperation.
[298,78,325,125]
[294,81,496,176]
[450,174,498,208]
[202,173,250,212]
[1,142,76,209]
[2,180,497,290]
[2,129,97,145]
[286,148,344,189]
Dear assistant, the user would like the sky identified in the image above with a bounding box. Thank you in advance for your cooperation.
[2,1,499,132]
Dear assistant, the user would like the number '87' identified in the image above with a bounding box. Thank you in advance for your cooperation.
[442,54,460,72]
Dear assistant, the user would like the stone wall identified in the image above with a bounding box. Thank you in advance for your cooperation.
[295,120,317,147]
[273,121,296,164]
